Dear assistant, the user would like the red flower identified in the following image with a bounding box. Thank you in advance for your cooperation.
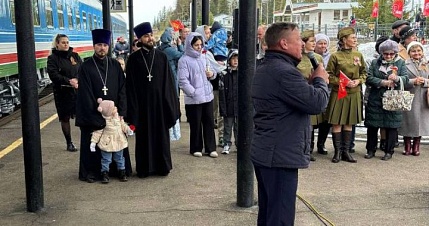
[202,49,207,54]
[391,66,398,71]
[129,125,135,131]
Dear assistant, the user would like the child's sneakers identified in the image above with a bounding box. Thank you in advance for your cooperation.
[222,145,230,154]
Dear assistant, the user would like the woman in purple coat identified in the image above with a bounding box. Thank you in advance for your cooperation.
[178,32,218,158]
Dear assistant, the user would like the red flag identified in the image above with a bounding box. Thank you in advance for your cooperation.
[392,0,404,18]
[170,20,184,31]
[424,0,429,16]
[372,0,379,18]
[338,70,351,100]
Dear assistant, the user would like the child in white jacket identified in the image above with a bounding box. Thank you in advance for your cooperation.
[91,98,133,183]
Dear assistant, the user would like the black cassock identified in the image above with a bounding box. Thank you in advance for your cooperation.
[126,48,179,177]
[76,55,132,181]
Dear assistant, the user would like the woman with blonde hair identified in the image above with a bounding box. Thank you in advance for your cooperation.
[47,34,82,151]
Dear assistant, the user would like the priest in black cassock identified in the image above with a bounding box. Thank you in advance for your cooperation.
[126,22,179,178]
[76,29,132,183]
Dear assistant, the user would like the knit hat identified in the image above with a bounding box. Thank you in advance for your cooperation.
[406,41,424,53]
[228,49,238,62]
[91,29,111,45]
[337,27,355,40]
[391,20,410,29]
[378,40,399,54]
[97,98,116,118]
[375,36,389,54]
[315,33,330,48]
[399,25,417,40]
[134,22,152,39]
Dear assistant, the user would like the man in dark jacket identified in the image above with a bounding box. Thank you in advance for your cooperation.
[251,22,329,225]
[390,20,410,43]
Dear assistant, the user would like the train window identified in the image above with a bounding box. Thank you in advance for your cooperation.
[9,0,15,24]
[67,5,73,29]
[9,0,40,25]
[82,11,87,31]
[57,0,64,28]
[45,0,54,27]
[88,13,93,30]
[33,0,41,26]
[75,6,81,30]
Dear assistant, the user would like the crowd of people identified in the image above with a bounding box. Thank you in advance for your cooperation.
[46,18,429,225]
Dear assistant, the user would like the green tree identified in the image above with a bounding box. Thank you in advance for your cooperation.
[352,0,407,24]
[210,0,219,16]
[218,0,229,14]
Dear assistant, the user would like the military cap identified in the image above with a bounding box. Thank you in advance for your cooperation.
[337,27,355,40]
[301,30,315,40]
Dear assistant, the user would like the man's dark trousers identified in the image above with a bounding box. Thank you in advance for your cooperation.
[254,165,298,226]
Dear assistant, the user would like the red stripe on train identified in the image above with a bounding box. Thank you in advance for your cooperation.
[0,46,93,64]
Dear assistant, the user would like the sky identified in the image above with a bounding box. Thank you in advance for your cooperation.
[118,0,177,26]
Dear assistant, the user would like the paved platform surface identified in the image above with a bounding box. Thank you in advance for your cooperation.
[0,97,428,226]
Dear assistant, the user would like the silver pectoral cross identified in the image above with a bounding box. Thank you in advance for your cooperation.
[147,73,153,82]
[102,86,108,95]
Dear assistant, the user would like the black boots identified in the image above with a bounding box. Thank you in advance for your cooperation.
[317,123,330,155]
[67,142,78,152]
[341,131,357,163]
[332,131,357,163]
[331,132,342,163]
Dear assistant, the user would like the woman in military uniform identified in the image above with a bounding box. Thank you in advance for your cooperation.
[326,27,366,163]
[297,30,325,161]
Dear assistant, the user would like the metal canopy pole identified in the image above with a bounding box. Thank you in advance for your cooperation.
[14,0,44,212]
[236,0,256,208]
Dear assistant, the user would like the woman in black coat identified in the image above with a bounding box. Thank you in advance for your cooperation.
[47,34,82,151]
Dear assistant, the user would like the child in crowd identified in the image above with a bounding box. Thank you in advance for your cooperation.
[218,50,239,154]
[90,98,134,183]
[116,57,125,72]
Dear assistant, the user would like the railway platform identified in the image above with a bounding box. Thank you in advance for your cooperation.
[0,95,428,225]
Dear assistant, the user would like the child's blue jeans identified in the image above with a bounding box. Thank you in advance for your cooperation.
[101,150,125,172]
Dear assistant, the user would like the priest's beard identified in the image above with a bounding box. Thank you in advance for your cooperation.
[141,42,154,50]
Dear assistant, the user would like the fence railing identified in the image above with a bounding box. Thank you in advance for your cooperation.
[300,23,428,42]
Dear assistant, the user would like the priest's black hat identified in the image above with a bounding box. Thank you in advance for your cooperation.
[134,22,152,39]
[91,29,111,45]
[391,20,410,29]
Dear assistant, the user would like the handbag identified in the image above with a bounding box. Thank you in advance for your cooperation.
[382,78,414,111]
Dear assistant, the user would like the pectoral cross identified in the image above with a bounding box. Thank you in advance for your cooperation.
[147,73,153,82]
[102,86,108,95]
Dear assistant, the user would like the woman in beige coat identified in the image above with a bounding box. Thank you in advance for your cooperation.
[399,41,429,156]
